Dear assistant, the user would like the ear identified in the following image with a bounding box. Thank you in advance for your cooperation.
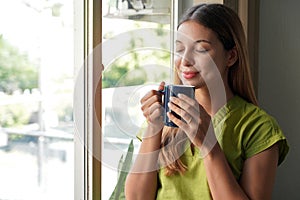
[226,46,238,67]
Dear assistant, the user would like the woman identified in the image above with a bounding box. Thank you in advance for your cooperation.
[125,4,289,200]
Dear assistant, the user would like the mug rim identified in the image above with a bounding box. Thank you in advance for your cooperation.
[166,84,195,88]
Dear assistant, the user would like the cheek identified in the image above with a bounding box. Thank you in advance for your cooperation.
[174,56,181,69]
[194,56,212,71]
[194,56,223,84]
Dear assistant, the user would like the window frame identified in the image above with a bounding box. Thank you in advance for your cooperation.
[74,0,102,199]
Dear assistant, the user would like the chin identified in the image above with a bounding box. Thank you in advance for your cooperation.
[181,80,192,85]
[181,78,198,85]
[181,80,206,89]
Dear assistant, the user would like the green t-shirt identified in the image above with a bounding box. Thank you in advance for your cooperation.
[156,96,289,200]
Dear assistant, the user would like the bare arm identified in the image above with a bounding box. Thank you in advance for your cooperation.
[239,143,279,200]
[125,82,165,200]
[125,127,161,200]
[203,143,278,200]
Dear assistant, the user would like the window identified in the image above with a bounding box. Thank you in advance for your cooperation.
[99,0,234,199]
[101,0,172,199]
[0,1,75,199]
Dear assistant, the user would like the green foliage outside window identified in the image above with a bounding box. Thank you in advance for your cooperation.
[0,35,38,94]
[0,35,38,127]
[0,104,31,127]
[102,24,170,88]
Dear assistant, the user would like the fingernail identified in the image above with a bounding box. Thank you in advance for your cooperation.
[170,96,175,101]
[158,89,164,94]
[167,111,171,117]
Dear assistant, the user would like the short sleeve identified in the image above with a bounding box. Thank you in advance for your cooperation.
[242,114,289,165]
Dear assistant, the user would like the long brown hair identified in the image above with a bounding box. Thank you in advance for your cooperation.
[160,3,258,175]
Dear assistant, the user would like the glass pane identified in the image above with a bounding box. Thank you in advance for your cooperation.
[0,1,74,199]
[102,0,172,199]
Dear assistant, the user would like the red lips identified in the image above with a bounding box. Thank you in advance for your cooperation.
[182,71,198,79]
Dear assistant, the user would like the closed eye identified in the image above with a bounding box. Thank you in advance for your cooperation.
[194,40,211,53]
[176,48,184,53]
[195,48,208,53]
[175,40,185,54]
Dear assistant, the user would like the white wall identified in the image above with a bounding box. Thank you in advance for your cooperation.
[258,0,300,199]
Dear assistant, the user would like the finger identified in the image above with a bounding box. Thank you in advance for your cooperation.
[141,82,165,104]
[168,101,193,125]
[158,81,165,91]
[167,111,187,129]
[141,97,162,118]
[177,93,191,100]
[177,93,199,108]
[143,100,161,117]
[177,94,212,128]
[169,96,199,119]
[149,101,163,117]
[140,90,157,104]
[167,112,199,144]
[141,91,162,110]
[147,102,164,123]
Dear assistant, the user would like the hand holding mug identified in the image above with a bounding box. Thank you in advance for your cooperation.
[167,93,212,148]
[140,82,165,137]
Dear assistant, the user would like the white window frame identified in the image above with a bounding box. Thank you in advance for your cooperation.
[74,0,102,199]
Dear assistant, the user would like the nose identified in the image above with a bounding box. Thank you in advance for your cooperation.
[181,50,194,67]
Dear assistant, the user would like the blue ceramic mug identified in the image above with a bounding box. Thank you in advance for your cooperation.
[161,85,195,127]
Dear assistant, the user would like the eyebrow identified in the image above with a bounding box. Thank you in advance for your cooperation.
[175,39,212,44]
[195,39,211,44]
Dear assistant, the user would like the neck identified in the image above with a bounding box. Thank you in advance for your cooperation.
[195,85,234,116]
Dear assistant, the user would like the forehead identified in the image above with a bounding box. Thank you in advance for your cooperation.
[176,20,218,44]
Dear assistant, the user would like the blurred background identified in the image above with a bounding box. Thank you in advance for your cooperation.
[0,0,74,199]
